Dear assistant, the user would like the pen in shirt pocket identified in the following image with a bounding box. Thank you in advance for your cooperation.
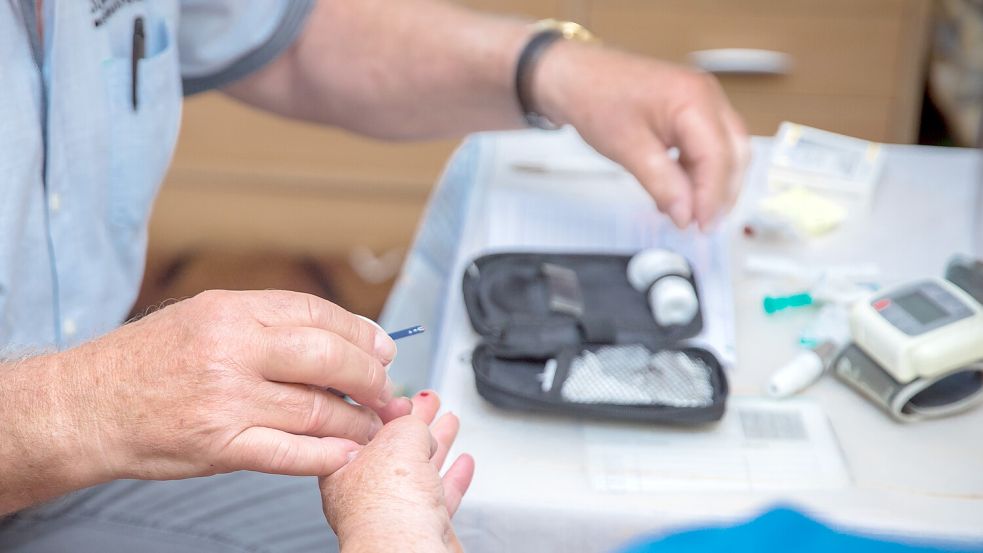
[131,16,145,111]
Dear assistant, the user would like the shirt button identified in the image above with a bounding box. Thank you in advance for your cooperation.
[62,318,77,337]
[49,192,61,214]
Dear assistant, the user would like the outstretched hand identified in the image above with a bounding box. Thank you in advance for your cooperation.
[320,391,475,553]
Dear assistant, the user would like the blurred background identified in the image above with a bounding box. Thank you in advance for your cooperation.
[133,0,983,320]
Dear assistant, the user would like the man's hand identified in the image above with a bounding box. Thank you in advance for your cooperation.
[0,290,412,513]
[320,391,475,553]
[534,42,750,230]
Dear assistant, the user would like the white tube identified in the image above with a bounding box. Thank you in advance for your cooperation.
[767,351,824,398]
[766,341,840,398]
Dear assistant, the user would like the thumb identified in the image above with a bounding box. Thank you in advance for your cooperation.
[223,427,360,476]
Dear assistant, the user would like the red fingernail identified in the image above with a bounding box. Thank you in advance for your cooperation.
[419,391,430,397]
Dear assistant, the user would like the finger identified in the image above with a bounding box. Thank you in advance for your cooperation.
[239,290,395,364]
[702,79,749,215]
[673,105,735,231]
[442,454,475,517]
[430,412,460,471]
[720,108,750,212]
[223,427,360,476]
[410,390,441,424]
[375,396,413,424]
[255,382,382,444]
[615,130,695,229]
[383,416,439,461]
[258,326,394,409]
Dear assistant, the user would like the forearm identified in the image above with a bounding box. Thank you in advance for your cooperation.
[0,354,112,515]
[224,0,533,140]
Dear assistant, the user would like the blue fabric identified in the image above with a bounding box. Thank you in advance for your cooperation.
[618,508,983,553]
[0,1,308,355]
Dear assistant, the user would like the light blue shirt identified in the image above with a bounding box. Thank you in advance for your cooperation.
[0,0,313,355]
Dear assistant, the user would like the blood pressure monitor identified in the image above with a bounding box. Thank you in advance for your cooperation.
[834,277,983,422]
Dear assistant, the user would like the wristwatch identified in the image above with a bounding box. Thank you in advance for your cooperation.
[515,19,598,130]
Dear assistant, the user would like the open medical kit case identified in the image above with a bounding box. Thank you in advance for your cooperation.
[462,252,728,424]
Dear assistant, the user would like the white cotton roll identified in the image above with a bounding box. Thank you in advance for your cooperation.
[767,350,825,398]
[649,275,699,327]
[626,249,691,292]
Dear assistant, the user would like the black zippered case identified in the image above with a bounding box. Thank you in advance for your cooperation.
[462,252,728,424]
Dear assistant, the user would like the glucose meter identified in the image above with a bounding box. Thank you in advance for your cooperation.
[834,277,983,421]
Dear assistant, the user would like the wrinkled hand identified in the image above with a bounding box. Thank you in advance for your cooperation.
[60,289,412,482]
[320,391,475,553]
[535,41,750,230]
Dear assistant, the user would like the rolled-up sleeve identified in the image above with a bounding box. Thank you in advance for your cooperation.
[178,0,315,95]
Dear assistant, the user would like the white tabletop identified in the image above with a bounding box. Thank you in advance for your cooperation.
[382,130,983,553]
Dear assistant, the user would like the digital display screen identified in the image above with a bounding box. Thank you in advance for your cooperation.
[893,291,948,325]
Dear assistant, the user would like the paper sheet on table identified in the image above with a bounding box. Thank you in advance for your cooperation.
[479,173,736,364]
[583,397,851,492]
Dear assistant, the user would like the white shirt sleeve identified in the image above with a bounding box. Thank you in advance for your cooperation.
[178,0,315,95]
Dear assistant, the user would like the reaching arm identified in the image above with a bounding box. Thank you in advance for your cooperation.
[0,291,412,516]
[225,0,749,230]
[223,0,530,140]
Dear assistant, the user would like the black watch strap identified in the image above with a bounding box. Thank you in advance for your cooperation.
[514,29,564,130]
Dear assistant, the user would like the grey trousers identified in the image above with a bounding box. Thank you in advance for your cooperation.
[0,472,338,552]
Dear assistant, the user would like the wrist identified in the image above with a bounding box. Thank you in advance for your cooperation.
[342,534,455,553]
[56,345,131,483]
[515,21,599,128]
[0,353,116,512]
[530,39,587,127]
[41,352,122,485]
[332,502,453,553]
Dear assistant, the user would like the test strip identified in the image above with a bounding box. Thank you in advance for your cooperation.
[388,325,426,341]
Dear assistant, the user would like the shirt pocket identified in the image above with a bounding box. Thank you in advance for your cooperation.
[101,15,182,233]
